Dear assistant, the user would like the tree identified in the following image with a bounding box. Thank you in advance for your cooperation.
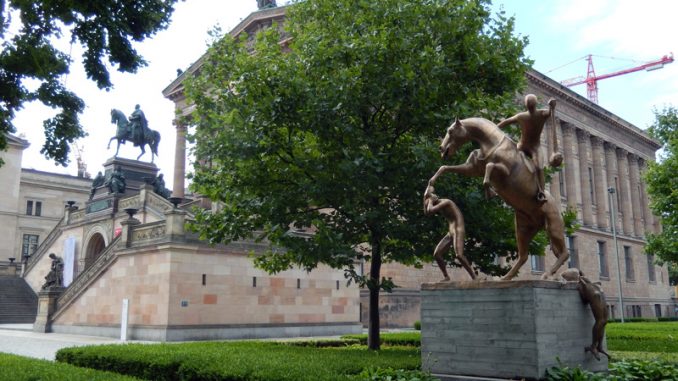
[644,106,678,263]
[0,0,179,166]
[185,0,531,350]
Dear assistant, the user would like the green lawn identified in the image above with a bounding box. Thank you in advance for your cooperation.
[0,352,141,381]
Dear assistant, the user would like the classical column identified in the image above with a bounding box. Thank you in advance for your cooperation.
[576,129,594,226]
[638,159,655,234]
[172,121,187,199]
[616,148,633,235]
[591,136,608,230]
[561,123,578,212]
[627,154,643,237]
[546,119,562,202]
[604,142,621,233]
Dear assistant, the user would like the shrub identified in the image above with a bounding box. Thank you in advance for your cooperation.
[341,332,421,347]
[414,321,421,330]
[546,359,678,381]
[356,367,439,381]
[57,341,421,381]
[0,353,140,381]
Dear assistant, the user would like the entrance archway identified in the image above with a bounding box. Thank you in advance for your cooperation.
[84,233,106,270]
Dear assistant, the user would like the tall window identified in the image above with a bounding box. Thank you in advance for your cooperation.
[648,255,656,283]
[624,246,634,281]
[25,200,42,216]
[22,234,39,257]
[566,236,578,269]
[530,255,545,272]
[588,167,595,204]
[598,241,609,278]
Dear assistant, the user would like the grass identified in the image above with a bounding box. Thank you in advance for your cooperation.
[0,352,141,381]
[606,321,678,354]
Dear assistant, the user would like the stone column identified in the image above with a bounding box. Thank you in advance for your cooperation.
[576,130,594,226]
[591,136,608,229]
[561,123,578,212]
[627,154,643,237]
[638,159,655,234]
[546,119,562,202]
[172,121,187,198]
[604,142,621,233]
[616,148,633,235]
[120,217,141,248]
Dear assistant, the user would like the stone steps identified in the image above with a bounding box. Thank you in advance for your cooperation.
[0,276,37,324]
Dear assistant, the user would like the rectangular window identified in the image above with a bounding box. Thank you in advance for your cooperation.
[530,255,545,272]
[26,200,33,215]
[598,241,609,278]
[655,304,662,318]
[648,255,656,283]
[21,234,39,257]
[588,167,595,204]
[624,246,634,281]
[35,201,42,216]
[631,305,642,318]
[25,200,42,216]
[566,236,578,269]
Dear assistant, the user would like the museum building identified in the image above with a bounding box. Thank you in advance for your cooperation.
[162,4,672,327]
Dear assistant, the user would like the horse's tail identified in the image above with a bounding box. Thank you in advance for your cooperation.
[151,130,160,156]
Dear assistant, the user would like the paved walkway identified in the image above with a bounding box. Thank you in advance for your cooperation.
[0,325,140,360]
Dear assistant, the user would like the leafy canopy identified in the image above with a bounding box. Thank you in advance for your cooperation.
[645,106,678,263]
[0,0,178,165]
[185,0,533,285]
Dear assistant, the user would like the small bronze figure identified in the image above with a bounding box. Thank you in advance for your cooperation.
[561,269,610,361]
[89,171,105,200]
[424,185,475,280]
[106,166,126,194]
[41,253,64,290]
[151,173,171,199]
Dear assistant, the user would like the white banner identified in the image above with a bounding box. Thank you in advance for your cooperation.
[62,236,76,287]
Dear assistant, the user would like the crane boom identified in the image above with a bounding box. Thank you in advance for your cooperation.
[562,53,674,103]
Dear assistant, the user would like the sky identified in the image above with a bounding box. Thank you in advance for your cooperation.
[11,0,678,188]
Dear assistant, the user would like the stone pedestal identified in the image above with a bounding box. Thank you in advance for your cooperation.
[421,280,608,380]
[33,287,65,333]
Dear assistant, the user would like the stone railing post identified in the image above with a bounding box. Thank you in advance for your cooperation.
[165,208,187,242]
[120,217,141,248]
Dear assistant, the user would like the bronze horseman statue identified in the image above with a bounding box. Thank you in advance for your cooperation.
[109,104,161,162]
[428,94,567,281]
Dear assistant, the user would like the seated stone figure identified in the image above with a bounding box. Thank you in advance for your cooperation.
[42,253,64,290]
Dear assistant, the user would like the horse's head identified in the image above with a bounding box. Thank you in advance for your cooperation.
[439,118,468,159]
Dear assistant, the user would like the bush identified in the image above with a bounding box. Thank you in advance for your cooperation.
[57,341,421,381]
[414,321,421,330]
[341,332,421,347]
[0,353,140,381]
[546,359,678,380]
[356,367,439,381]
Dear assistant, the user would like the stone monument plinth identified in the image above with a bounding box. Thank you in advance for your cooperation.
[87,157,160,215]
[421,280,607,380]
[33,287,65,333]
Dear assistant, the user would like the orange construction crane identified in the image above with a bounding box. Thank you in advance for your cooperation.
[561,53,674,104]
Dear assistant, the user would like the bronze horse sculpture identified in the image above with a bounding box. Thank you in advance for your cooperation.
[429,117,568,280]
[108,109,161,162]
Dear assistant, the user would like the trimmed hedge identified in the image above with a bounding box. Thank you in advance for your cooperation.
[546,359,678,380]
[606,321,678,353]
[0,353,140,381]
[56,341,421,381]
[341,332,421,347]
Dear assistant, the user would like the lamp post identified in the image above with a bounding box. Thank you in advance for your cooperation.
[608,187,624,323]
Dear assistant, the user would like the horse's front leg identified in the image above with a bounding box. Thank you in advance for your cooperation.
[115,140,121,157]
[107,137,116,150]
[137,145,146,160]
[483,162,509,199]
[429,151,484,185]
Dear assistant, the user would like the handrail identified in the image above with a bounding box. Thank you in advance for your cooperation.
[23,217,65,276]
[51,235,121,322]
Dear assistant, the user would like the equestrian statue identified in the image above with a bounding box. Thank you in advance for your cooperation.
[108,104,161,162]
[428,95,567,280]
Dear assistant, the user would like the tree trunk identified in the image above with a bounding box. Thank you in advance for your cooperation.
[367,238,382,350]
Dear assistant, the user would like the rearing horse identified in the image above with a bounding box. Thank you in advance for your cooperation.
[108,109,161,162]
[429,117,568,280]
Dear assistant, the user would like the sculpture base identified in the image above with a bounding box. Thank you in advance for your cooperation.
[421,280,608,380]
[33,287,65,333]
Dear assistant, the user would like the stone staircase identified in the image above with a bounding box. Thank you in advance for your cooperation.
[0,276,37,324]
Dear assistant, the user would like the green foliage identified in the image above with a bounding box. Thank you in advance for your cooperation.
[57,340,421,381]
[606,321,678,353]
[185,0,530,347]
[546,359,678,381]
[644,106,678,263]
[0,0,178,165]
[283,338,361,347]
[342,332,421,347]
[0,352,140,380]
[562,206,581,237]
[355,367,439,381]
[414,320,421,330]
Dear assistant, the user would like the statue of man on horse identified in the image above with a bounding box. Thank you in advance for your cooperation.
[108,105,161,163]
